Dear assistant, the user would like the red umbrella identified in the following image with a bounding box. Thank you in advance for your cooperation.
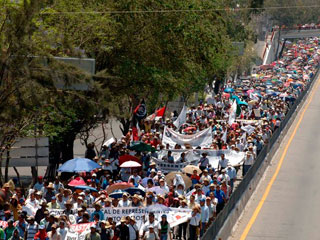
[106,182,134,194]
[119,155,141,166]
[183,126,197,133]
[68,177,86,187]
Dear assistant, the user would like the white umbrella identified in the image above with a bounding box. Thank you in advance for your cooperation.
[120,161,141,168]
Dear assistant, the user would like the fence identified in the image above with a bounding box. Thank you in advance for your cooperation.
[202,65,320,240]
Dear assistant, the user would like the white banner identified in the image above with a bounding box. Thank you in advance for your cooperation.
[155,149,245,170]
[162,127,212,148]
[50,206,191,236]
[173,105,187,129]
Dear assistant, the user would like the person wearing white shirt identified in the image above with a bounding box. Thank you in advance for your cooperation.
[159,179,169,193]
[142,213,159,239]
[199,199,209,237]
[57,221,68,240]
[128,170,142,185]
[25,193,39,210]
[201,179,211,195]
[243,147,255,176]
[225,164,237,190]
[118,193,131,207]
[206,197,216,221]
[218,154,229,172]
[218,169,230,185]
[189,206,201,240]
[128,216,139,240]
[200,170,212,184]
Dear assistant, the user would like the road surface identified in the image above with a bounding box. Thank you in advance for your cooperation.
[229,74,320,239]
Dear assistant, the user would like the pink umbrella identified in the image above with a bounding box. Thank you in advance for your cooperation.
[68,177,86,187]
[106,182,134,194]
[246,89,255,94]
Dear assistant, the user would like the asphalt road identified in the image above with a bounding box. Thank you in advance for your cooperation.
[230,75,320,240]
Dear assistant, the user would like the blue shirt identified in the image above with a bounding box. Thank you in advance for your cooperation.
[214,190,226,204]
[90,210,104,221]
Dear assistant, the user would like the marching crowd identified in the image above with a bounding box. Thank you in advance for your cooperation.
[0,37,318,240]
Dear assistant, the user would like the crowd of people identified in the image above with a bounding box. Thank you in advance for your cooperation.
[0,37,318,240]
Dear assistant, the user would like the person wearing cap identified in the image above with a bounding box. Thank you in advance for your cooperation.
[53,177,63,193]
[177,200,188,240]
[90,203,104,221]
[218,169,230,186]
[57,221,68,240]
[158,214,172,240]
[201,178,211,196]
[127,216,138,240]
[206,197,216,222]
[48,196,60,209]
[243,147,255,176]
[34,225,48,240]
[84,224,100,240]
[114,216,129,240]
[200,169,212,184]
[44,183,56,203]
[128,170,142,186]
[142,212,159,239]
[225,164,237,190]
[61,190,71,206]
[33,177,44,192]
[147,162,157,177]
[158,179,169,193]
[35,201,48,224]
[199,152,209,171]
[47,224,61,240]
[99,220,113,240]
[84,189,94,207]
[118,193,131,207]
[189,206,201,240]
[25,216,38,240]
[199,198,209,237]
[214,185,226,214]
[62,201,74,217]
[143,224,159,240]
[131,194,142,207]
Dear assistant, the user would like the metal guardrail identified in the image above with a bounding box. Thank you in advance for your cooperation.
[202,66,320,240]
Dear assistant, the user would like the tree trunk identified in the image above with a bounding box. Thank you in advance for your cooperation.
[31,167,38,187]
[13,167,21,187]
[0,152,3,186]
[4,149,10,183]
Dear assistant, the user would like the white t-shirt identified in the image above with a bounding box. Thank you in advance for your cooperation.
[143,221,159,233]
[144,231,159,240]
[128,224,138,240]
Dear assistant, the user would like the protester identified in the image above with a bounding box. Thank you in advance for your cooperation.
[0,37,317,240]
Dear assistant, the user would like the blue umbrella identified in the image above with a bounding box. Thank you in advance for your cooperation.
[238,101,248,106]
[224,87,235,93]
[124,187,146,197]
[109,191,123,199]
[74,185,98,192]
[58,158,101,173]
